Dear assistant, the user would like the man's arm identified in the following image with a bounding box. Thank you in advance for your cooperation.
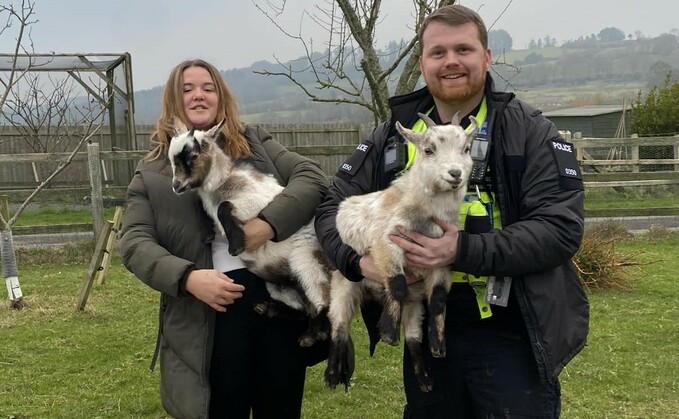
[315,123,390,281]
[455,108,585,278]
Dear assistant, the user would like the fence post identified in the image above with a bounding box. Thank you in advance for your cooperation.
[0,194,8,228]
[87,142,104,242]
[632,144,640,173]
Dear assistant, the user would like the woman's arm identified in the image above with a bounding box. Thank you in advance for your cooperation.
[254,125,330,241]
[119,168,195,297]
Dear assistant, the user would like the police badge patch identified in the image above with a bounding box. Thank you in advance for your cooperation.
[338,142,372,177]
[549,139,583,191]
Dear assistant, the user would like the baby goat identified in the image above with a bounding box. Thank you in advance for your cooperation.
[326,113,477,392]
[168,122,331,347]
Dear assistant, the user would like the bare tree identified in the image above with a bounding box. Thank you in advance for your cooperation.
[0,0,35,109]
[0,0,37,309]
[3,74,81,153]
[254,0,456,125]
[253,0,522,124]
[0,0,108,309]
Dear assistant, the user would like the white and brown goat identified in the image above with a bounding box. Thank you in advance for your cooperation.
[325,113,477,391]
[168,122,332,347]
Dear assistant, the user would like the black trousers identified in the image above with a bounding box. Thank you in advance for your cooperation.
[209,269,307,419]
[402,319,561,419]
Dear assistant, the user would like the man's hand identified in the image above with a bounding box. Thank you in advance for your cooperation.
[242,217,274,252]
[389,218,459,269]
[185,269,245,312]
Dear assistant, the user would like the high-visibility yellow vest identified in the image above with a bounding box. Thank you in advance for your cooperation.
[407,98,500,319]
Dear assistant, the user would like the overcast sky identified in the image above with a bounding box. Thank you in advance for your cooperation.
[1,0,674,90]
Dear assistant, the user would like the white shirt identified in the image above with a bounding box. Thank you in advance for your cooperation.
[211,233,246,273]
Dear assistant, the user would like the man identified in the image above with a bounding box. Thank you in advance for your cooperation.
[314,4,589,419]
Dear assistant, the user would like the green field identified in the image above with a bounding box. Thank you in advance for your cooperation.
[1,232,677,418]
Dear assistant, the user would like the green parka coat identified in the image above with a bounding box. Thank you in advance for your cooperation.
[119,125,329,419]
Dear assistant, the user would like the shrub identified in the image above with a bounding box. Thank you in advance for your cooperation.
[573,222,642,291]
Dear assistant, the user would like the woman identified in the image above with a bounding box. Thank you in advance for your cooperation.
[119,59,329,419]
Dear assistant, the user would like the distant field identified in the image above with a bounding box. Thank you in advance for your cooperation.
[494,46,566,64]
[513,80,644,106]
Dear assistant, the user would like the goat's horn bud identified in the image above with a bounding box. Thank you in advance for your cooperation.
[417,112,437,128]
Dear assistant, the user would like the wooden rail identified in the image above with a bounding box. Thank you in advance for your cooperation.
[0,146,358,163]
[2,137,679,228]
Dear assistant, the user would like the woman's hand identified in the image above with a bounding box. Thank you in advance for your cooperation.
[185,269,245,312]
[242,218,274,252]
[389,218,459,269]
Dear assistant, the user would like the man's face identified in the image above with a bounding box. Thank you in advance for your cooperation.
[419,21,491,107]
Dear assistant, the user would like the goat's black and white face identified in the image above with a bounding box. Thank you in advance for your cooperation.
[167,121,223,194]
[395,113,477,192]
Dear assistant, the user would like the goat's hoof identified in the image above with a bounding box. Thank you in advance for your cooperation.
[325,336,355,391]
[324,367,347,391]
[378,310,401,346]
[429,341,446,358]
[253,303,269,316]
[379,319,401,346]
[380,333,400,346]
[298,334,316,348]
[418,377,434,393]
[430,347,446,359]
[301,330,328,347]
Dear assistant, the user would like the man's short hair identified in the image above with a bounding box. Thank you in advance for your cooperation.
[419,4,488,50]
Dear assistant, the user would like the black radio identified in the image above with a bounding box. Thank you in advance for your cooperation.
[468,109,495,185]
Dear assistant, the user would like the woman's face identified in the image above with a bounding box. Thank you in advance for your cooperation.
[182,66,219,130]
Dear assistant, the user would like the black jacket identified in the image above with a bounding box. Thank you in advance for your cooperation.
[314,75,589,384]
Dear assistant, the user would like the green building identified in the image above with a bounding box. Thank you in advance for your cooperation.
[543,105,631,138]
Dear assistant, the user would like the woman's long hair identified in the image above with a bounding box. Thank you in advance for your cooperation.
[146,59,250,161]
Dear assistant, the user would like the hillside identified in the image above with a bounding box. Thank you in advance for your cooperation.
[132,34,679,125]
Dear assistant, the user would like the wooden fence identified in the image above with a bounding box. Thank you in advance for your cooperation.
[574,136,679,188]
[0,123,363,196]
[1,133,679,231]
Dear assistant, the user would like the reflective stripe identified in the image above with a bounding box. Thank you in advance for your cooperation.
[451,198,493,319]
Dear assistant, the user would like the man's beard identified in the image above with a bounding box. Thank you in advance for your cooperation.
[428,73,486,105]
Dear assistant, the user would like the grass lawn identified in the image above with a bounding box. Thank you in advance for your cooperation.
[1,233,678,418]
[585,188,679,210]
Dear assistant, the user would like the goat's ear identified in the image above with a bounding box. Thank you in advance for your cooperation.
[468,115,480,137]
[395,121,412,139]
[395,121,422,145]
[172,118,189,136]
[466,116,480,147]
[451,111,461,126]
[204,119,226,140]
[417,112,437,129]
